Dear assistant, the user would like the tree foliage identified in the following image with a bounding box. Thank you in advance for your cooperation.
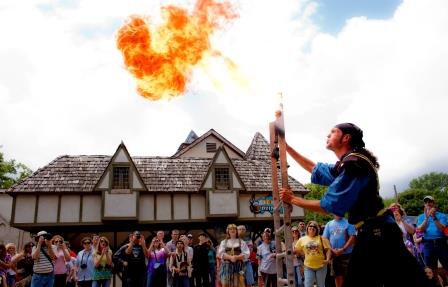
[0,148,32,189]
[393,172,448,216]
[303,183,333,224]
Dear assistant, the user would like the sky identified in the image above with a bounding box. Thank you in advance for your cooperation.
[1,0,447,198]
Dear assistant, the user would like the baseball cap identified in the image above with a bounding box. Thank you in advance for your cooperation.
[291,226,298,231]
[133,231,142,236]
[187,234,193,238]
[423,196,434,203]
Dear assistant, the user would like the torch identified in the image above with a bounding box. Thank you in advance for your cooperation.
[269,92,295,287]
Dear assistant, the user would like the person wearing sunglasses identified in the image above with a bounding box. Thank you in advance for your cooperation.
[280,123,429,286]
[75,237,95,287]
[51,235,71,287]
[92,237,112,287]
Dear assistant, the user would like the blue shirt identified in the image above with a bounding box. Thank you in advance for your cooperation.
[312,162,370,217]
[417,211,447,240]
[322,218,356,254]
[76,249,95,281]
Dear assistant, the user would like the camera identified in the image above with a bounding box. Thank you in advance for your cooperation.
[35,233,52,242]
[80,263,87,269]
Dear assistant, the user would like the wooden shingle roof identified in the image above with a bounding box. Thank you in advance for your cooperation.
[7,155,110,193]
[244,132,271,162]
[7,131,308,194]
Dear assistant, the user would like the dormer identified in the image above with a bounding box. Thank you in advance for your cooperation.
[173,129,245,159]
[95,142,147,220]
[200,145,245,217]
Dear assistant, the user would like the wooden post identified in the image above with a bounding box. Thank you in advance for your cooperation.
[269,99,295,287]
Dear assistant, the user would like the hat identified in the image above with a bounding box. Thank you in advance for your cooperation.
[291,226,298,231]
[187,234,193,238]
[36,231,49,237]
[264,228,272,233]
[133,231,141,236]
[423,196,434,203]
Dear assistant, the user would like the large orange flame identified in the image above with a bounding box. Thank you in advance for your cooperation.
[116,0,237,100]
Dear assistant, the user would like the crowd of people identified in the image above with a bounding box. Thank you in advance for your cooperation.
[0,194,448,287]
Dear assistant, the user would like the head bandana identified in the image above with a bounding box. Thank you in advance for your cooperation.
[335,123,365,149]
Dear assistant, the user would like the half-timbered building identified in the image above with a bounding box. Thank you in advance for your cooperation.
[6,129,308,249]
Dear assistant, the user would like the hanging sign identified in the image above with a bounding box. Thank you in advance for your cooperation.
[249,195,283,215]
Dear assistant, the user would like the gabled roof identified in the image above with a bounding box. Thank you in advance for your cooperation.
[94,142,147,191]
[200,145,246,190]
[6,155,307,194]
[172,129,245,158]
[6,130,308,194]
[245,132,271,162]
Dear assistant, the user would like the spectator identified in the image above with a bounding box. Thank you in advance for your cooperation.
[322,215,356,287]
[297,222,306,238]
[291,226,304,287]
[417,196,448,272]
[169,240,190,287]
[257,231,277,287]
[193,233,210,287]
[31,231,57,287]
[295,221,331,287]
[13,242,34,287]
[248,245,258,286]
[237,225,255,287]
[166,230,180,287]
[206,240,216,287]
[146,237,168,287]
[390,203,415,253]
[51,235,71,287]
[113,231,147,287]
[218,224,250,287]
[425,267,443,287]
[76,237,95,287]
[92,236,113,287]
[0,244,11,286]
[5,243,17,287]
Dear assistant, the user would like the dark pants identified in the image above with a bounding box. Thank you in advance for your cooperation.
[54,274,67,287]
[126,273,146,287]
[194,269,210,287]
[77,280,92,287]
[423,238,448,271]
[261,272,277,287]
[344,213,429,287]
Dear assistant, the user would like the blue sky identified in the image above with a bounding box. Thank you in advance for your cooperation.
[314,0,403,34]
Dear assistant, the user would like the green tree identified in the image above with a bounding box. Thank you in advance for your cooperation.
[303,183,333,224]
[0,148,32,189]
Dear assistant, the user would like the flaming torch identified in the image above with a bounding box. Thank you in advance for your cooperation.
[116,0,237,100]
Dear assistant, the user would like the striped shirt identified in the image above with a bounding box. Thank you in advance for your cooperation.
[32,245,57,274]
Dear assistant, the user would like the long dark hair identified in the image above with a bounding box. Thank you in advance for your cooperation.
[352,147,380,169]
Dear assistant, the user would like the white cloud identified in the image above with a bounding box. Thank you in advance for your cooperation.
[1,0,447,198]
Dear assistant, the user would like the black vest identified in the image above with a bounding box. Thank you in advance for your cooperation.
[332,152,384,224]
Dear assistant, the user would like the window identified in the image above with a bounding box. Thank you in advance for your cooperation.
[206,142,217,153]
[112,167,130,189]
[215,167,230,189]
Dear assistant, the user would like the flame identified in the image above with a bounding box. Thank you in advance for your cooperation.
[116,0,237,100]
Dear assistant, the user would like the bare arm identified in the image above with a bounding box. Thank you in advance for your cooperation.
[280,191,327,214]
[286,143,316,173]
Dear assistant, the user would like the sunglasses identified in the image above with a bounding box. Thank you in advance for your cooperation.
[83,241,92,245]
[54,240,63,244]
